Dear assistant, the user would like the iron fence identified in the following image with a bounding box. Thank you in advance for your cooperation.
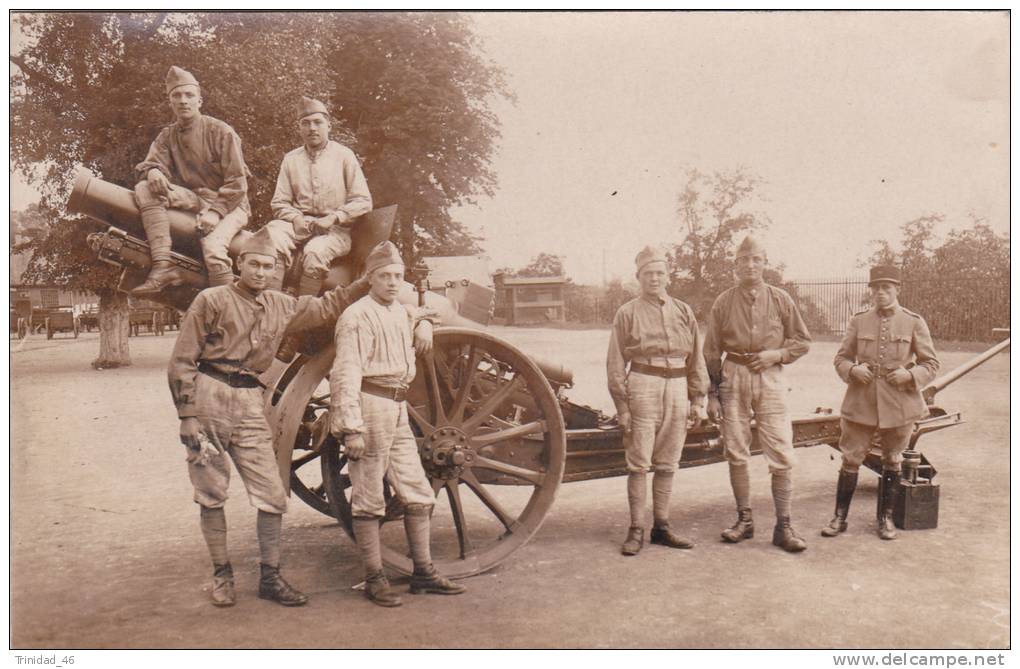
[787,275,1010,342]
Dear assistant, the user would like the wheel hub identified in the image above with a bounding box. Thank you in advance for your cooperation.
[421,426,474,480]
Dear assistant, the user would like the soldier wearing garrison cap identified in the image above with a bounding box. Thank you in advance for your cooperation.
[265,96,372,296]
[825,264,940,540]
[133,66,253,296]
[704,234,813,552]
[330,241,465,606]
[607,245,710,556]
[168,225,374,608]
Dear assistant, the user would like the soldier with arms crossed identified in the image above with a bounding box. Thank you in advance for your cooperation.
[704,235,812,552]
[826,265,939,540]
[133,66,252,295]
[607,246,709,556]
[265,96,372,295]
[330,241,466,607]
[169,227,370,607]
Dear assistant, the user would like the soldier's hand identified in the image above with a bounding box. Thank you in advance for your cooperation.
[617,409,632,434]
[313,215,335,232]
[688,403,708,430]
[850,364,874,384]
[344,433,366,461]
[707,395,722,423]
[413,320,434,356]
[180,417,202,449]
[886,367,913,389]
[147,169,170,197]
[748,349,783,372]
[197,210,221,235]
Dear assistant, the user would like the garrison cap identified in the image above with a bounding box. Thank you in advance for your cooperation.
[297,96,330,121]
[869,264,901,286]
[166,66,200,95]
[239,227,277,259]
[735,235,766,259]
[365,241,404,277]
[635,246,668,273]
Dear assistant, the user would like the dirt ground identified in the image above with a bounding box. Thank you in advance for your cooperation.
[9,326,1011,649]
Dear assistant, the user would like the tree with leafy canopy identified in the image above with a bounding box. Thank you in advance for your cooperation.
[516,252,565,278]
[10,11,508,365]
[865,214,1009,340]
[667,166,774,318]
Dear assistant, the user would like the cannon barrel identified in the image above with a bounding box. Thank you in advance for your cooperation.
[69,171,575,387]
[922,337,1010,404]
[67,170,238,259]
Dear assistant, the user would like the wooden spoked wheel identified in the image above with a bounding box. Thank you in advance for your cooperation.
[275,327,567,578]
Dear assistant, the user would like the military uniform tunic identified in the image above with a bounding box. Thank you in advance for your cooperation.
[607,294,709,473]
[168,279,369,512]
[833,303,940,471]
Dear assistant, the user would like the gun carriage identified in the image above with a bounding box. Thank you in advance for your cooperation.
[70,171,1009,579]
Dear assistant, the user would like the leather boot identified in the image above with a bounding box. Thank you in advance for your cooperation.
[772,516,808,552]
[364,571,402,607]
[210,562,235,607]
[721,507,754,543]
[821,469,858,537]
[878,470,899,540]
[409,564,466,595]
[650,524,694,549]
[131,260,184,296]
[257,564,309,606]
[621,526,644,556]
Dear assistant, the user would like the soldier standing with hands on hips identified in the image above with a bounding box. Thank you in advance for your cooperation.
[826,265,940,540]
[704,235,812,553]
[607,246,709,556]
[169,227,370,607]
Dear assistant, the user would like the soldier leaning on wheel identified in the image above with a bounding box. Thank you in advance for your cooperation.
[132,66,252,296]
[704,235,812,553]
[826,264,940,540]
[329,241,466,607]
[168,227,370,608]
[607,246,709,557]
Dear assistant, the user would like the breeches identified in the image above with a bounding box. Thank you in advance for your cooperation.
[134,180,248,275]
[838,418,913,472]
[623,372,689,474]
[348,393,435,518]
[264,219,352,275]
[718,360,795,472]
[187,374,288,514]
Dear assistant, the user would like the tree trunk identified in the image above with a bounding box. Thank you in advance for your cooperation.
[93,289,131,369]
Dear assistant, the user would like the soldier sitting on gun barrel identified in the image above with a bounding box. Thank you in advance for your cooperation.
[264,96,372,296]
[132,66,252,296]
[826,264,940,540]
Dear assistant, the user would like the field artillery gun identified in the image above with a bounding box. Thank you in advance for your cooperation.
[70,171,1009,578]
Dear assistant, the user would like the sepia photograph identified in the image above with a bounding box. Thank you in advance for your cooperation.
[8,9,1011,656]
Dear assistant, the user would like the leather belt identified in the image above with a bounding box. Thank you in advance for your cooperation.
[724,351,761,367]
[361,380,408,402]
[198,363,263,388]
[630,362,686,378]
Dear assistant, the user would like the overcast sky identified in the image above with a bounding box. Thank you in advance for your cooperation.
[10,12,1009,286]
[455,11,1009,284]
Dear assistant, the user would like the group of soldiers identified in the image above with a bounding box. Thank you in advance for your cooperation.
[607,239,940,556]
[144,66,462,609]
[141,65,941,610]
